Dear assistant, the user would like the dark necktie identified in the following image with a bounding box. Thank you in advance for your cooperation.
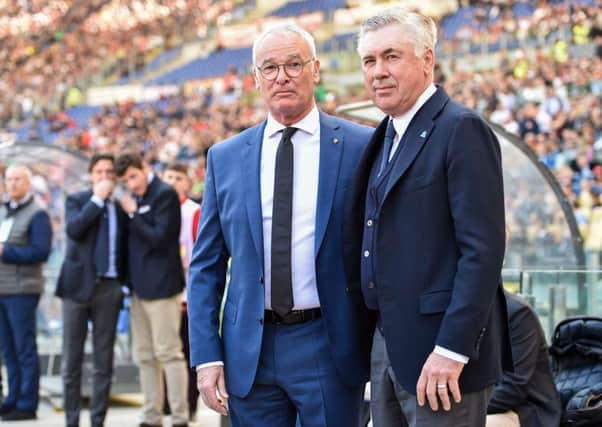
[271,126,298,318]
[378,119,397,176]
[94,205,109,277]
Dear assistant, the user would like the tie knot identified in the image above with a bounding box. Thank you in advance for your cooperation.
[281,127,298,141]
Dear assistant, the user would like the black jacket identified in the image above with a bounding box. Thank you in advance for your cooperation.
[56,190,128,302]
[488,292,562,427]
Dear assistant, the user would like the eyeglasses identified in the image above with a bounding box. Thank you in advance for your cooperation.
[256,58,314,81]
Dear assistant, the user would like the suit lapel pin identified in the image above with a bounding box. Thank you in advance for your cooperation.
[419,130,427,138]
[332,138,339,144]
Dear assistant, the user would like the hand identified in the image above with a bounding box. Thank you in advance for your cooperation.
[197,365,229,416]
[0,243,3,256]
[416,352,464,411]
[93,179,115,200]
[118,193,137,215]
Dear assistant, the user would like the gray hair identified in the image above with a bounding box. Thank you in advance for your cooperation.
[5,164,33,182]
[357,8,437,57]
[252,24,317,66]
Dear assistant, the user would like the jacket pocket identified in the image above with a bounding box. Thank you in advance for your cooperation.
[420,289,452,314]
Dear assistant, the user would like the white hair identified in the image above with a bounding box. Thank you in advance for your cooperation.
[5,164,33,182]
[357,8,438,57]
[252,23,317,66]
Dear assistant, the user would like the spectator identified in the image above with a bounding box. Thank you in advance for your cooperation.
[0,165,52,421]
[55,153,127,427]
[115,152,189,427]
[487,292,562,427]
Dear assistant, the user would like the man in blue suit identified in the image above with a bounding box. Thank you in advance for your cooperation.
[187,24,373,427]
[56,153,127,427]
[345,8,512,426]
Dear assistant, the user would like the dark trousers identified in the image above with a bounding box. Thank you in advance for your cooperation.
[0,294,40,412]
[61,280,123,427]
[228,317,364,427]
[370,328,493,427]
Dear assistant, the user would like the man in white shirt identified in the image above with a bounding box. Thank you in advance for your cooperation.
[187,24,374,427]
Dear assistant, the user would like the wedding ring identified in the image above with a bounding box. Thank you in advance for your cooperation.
[436,383,447,389]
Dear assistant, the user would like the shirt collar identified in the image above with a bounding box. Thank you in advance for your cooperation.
[147,172,154,184]
[265,105,319,139]
[391,83,436,136]
[8,193,33,210]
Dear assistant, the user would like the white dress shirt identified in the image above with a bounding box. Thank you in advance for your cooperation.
[261,106,321,310]
[196,106,322,371]
[388,83,468,365]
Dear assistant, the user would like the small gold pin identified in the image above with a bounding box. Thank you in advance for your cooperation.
[333,138,339,144]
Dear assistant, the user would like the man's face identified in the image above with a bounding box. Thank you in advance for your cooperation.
[5,166,31,202]
[89,159,115,186]
[163,169,190,199]
[120,166,148,197]
[254,32,320,125]
[358,24,433,117]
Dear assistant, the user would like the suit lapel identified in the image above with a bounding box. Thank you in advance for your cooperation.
[383,87,449,201]
[243,122,267,266]
[315,112,343,255]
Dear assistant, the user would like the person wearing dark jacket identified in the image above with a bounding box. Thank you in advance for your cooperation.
[0,165,52,421]
[487,292,562,427]
[56,153,127,427]
[115,152,188,427]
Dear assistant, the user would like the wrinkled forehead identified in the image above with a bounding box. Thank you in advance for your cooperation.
[255,32,311,65]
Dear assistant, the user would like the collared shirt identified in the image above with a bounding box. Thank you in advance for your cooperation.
[388,83,437,161]
[261,105,320,310]
[90,195,119,278]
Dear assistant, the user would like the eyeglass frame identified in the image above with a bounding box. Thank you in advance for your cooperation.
[255,58,315,81]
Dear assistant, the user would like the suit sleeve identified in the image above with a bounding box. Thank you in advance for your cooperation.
[128,188,181,249]
[435,114,506,359]
[187,149,230,366]
[488,302,541,413]
[2,210,52,264]
[65,194,103,241]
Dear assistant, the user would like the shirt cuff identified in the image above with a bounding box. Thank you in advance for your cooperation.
[434,345,469,364]
[90,195,104,207]
[196,361,224,372]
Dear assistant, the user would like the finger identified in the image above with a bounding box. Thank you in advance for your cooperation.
[426,377,439,411]
[217,370,229,400]
[448,377,462,404]
[202,386,225,414]
[416,372,427,406]
[437,383,451,411]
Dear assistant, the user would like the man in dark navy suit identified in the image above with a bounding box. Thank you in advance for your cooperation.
[57,153,127,427]
[346,8,512,427]
[187,23,373,427]
[115,152,188,427]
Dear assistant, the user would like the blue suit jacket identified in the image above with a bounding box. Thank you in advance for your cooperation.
[187,112,374,398]
[127,176,185,300]
[56,190,128,302]
[345,87,512,394]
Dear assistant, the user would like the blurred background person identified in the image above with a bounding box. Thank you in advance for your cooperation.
[115,152,189,427]
[56,153,128,427]
[162,161,201,420]
[0,165,52,421]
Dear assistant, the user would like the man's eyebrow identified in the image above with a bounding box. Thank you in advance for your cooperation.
[259,53,303,64]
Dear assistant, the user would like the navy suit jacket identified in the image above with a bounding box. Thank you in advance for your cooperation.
[56,190,128,302]
[127,176,184,300]
[187,112,374,398]
[345,86,512,394]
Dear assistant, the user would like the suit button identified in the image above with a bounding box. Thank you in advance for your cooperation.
[364,250,370,258]
[259,275,264,284]
[259,318,263,325]
[366,219,373,227]
[368,281,375,289]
